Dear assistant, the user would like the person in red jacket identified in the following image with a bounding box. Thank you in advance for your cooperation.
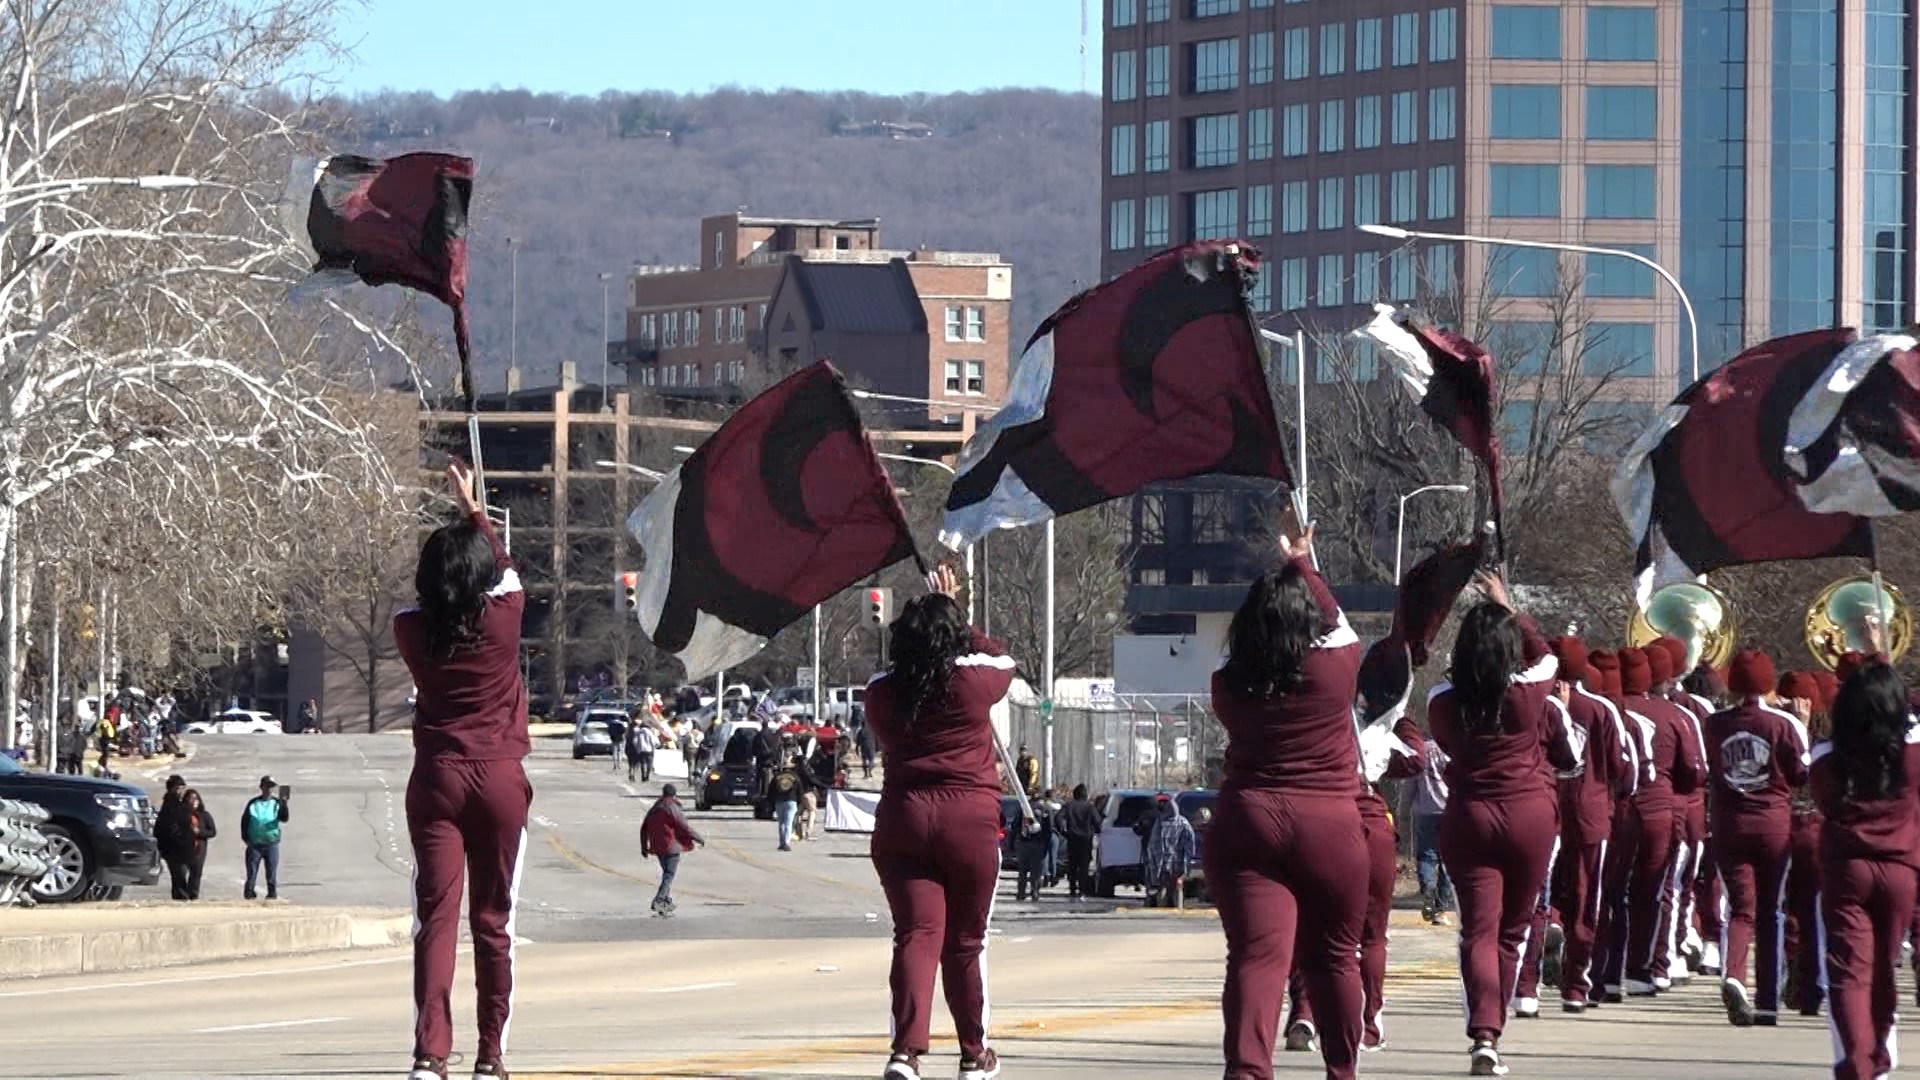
[1206,516,1368,1080]
[393,463,531,1080]
[640,783,705,916]
[1653,636,1712,986]
[1619,645,1704,997]
[1812,657,1920,1080]
[864,565,1014,1080]
[1705,649,1810,1027]
[1426,573,1578,1076]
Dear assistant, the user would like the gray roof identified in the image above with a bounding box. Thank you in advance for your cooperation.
[787,258,927,336]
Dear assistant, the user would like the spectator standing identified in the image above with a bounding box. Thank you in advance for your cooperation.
[1413,742,1456,926]
[769,744,806,851]
[183,789,215,900]
[855,714,877,779]
[627,721,657,783]
[241,776,289,900]
[298,698,319,734]
[1015,810,1052,901]
[155,777,194,900]
[1015,745,1040,798]
[640,783,704,916]
[1145,795,1197,910]
[1057,784,1100,901]
[682,721,704,774]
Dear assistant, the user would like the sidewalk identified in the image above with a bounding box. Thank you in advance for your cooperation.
[0,900,408,979]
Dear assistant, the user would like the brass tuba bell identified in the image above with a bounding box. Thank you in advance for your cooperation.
[1805,575,1911,671]
[1627,581,1737,672]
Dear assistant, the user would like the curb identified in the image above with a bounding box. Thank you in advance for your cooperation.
[0,907,409,980]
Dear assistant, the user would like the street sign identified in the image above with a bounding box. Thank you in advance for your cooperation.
[796,667,815,690]
[1039,698,1053,720]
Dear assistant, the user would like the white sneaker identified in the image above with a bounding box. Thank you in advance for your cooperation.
[1722,977,1755,1027]
[1701,941,1724,975]
[883,1053,921,1080]
[957,1048,1001,1080]
[1672,959,1693,982]
[1653,976,1672,991]
[1470,1040,1509,1076]
[1283,1020,1318,1052]
[1625,978,1659,997]
[1513,996,1540,1018]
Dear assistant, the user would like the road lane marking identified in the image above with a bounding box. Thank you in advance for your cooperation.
[192,1017,347,1034]
[648,981,736,994]
[0,947,467,999]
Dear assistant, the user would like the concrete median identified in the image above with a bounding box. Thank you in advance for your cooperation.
[0,901,410,979]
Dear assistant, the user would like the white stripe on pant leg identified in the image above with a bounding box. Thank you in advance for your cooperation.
[1771,854,1792,1008]
[1820,896,1843,1069]
[978,833,999,1048]
[1510,836,1558,1009]
[1579,840,1607,995]
[1663,842,1690,970]
[496,827,529,1056]
[409,858,422,1045]
[1443,851,1470,1029]
[1718,867,1732,987]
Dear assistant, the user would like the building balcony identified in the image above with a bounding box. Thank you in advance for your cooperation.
[607,339,658,365]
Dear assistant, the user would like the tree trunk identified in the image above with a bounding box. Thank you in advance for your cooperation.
[367,649,379,734]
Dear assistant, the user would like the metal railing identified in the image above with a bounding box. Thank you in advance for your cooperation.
[1009,696,1225,794]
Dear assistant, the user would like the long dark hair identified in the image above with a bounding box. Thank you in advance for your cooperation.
[888,594,970,724]
[1220,562,1326,699]
[1830,659,1910,800]
[1449,602,1522,736]
[415,521,501,659]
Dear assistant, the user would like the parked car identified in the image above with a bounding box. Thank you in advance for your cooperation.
[570,708,631,760]
[0,755,159,902]
[182,709,282,736]
[1093,788,1217,898]
[767,687,814,719]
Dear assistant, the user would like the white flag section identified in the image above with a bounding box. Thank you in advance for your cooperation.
[1349,303,1434,401]
[1782,332,1920,517]
[626,466,767,682]
[937,329,1058,551]
[824,788,880,834]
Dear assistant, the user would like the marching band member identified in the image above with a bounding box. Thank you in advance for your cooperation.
[864,565,1015,1080]
[1619,646,1705,997]
[1207,513,1369,1080]
[1589,649,1643,1001]
[1426,573,1577,1076]
[1812,657,1920,1080]
[1653,638,1713,984]
[1704,649,1809,1027]
[1781,670,1828,1018]
[1683,662,1732,976]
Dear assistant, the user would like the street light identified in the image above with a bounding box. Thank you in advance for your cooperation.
[598,272,614,411]
[591,459,664,481]
[505,237,520,376]
[1358,223,1701,384]
[1394,484,1472,585]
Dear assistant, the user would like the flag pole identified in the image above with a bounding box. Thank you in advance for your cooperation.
[1871,523,1891,659]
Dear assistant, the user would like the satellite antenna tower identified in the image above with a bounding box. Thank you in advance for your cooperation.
[1080,0,1089,92]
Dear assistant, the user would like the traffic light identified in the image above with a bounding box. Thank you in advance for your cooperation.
[617,572,639,613]
[865,587,891,627]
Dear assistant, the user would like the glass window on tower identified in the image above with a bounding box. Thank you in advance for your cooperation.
[1489,164,1560,217]
[1279,257,1308,309]
[1316,254,1345,307]
[1389,169,1418,222]
[1284,27,1310,79]
[1426,244,1457,293]
[1428,165,1456,220]
[1108,199,1136,251]
[1356,18,1382,71]
[1189,113,1239,168]
[1488,248,1559,297]
[1248,107,1274,160]
[1113,0,1137,28]
[1249,32,1273,84]
[1110,123,1137,176]
[1190,38,1238,93]
[1586,164,1655,219]
[1320,23,1345,76]
[1388,248,1414,300]
[1145,119,1170,171]
[1354,251,1381,302]
[1588,6,1656,61]
[1429,87,1457,140]
[1391,91,1417,144]
[1391,12,1418,65]
[1356,95,1382,148]
[1192,0,1239,15]
[1354,173,1380,226]
[1282,103,1309,156]
[1586,245,1656,297]
[1584,322,1656,377]
[1146,45,1170,96]
[1319,177,1344,230]
[1319,100,1345,153]
[1490,85,1560,139]
[1281,181,1308,233]
[1491,5,1561,60]
[1146,0,1169,20]
[1143,195,1170,248]
[1248,183,1273,236]
[1248,269,1272,313]
[1111,50,1137,101]
[1587,86,1656,139]
[1190,188,1238,240]
[1430,8,1458,62]
[1864,0,1907,331]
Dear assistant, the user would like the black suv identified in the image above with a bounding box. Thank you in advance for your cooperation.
[0,756,159,902]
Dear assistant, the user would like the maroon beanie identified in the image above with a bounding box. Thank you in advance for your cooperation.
[1620,648,1653,696]
[1644,644,1675,686]
[1777,671,1820,704]
[1727,649,1775,698]
[1813,670,1840,710]
[1654,637,1689,678]
[1549,636,1589,682]
[1835,651,1869,684]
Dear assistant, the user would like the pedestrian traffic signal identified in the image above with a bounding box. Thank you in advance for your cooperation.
[617,572,639,613]
[866,587,891,627]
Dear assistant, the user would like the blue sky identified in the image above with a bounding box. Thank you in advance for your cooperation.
[335,1,1095,98]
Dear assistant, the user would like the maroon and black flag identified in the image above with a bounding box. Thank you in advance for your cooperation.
[1356,534,1488,729]
[282,152,477,406]
[1351,303,1503,552]
[1781,330,1920,517]
[627,362,919,681]
[1612,328,1883,604]
[938,240,1288,550]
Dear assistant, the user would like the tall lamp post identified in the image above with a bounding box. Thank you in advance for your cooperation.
[1394,484,1472,585]
[598,271,614,410]
[505,236,520,377]
[1255,326,1314,564]
[1357,223,1702,385]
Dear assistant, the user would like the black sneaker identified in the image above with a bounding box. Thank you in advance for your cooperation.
[1562,1000,1587,1014]
[1283,1020,1317,1052]
[407,1059,447,1080]
[1754,1012,1779,1027]
[958,1048,1001,1079]
[882,1052,921,1080]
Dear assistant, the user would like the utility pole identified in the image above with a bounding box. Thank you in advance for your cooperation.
[507,236,520,375]
[598,271,614,410]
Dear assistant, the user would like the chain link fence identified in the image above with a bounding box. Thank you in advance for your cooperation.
[1010,696,1226,794]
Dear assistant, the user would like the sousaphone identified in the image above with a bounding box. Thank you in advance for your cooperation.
[1805,575,1912,670]
[1627,581,1737,672]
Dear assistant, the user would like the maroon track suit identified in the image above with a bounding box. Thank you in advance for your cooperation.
[1427,624,1579,1045]
[1683,693,1728,966]
[1785,806,1826,1014]
[1811,732,1920,1080]
[1620,694,1704,987]
[1538,685,1632,1007]
[1207,555,1368,1080]
[1706,699,1811,1017]
[864,630,1015,1064]
[1594,699,1645,995]
[1655,693,1713,981]
[1284,778,1404,1050]
[394,512,532,1067]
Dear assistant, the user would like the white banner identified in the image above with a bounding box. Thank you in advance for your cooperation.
[823,788,879,834]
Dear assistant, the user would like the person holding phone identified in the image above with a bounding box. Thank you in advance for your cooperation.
[241,776,289,899]
[394,463,531,1080]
